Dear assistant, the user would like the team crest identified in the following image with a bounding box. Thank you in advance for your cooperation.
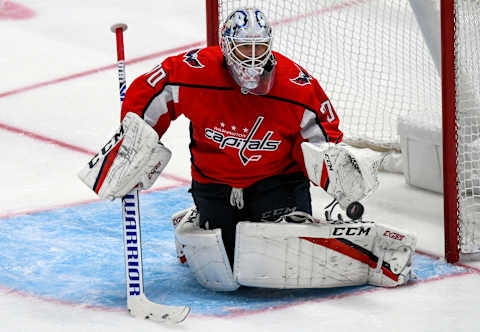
[183,49,204,69]
[204,116,282,166]
[290,64,312,86]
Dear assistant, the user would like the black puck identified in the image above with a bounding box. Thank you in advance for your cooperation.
[346,201,364,220]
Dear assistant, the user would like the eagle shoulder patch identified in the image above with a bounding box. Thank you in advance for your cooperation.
[183,49,205,69]
[290,64,312,86]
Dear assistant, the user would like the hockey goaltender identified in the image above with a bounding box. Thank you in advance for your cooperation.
[79,7,416,294]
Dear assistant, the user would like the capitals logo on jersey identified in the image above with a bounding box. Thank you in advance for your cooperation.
[183,49,205,69]
[290,64,312,86]
[205,116,282,166]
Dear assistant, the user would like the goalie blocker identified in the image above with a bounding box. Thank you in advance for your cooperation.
[172,208,416,290]
[78,112,171,200]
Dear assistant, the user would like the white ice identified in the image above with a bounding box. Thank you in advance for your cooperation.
[0,1,479,331]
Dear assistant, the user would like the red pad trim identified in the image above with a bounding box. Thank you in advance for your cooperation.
[320,161,329,190]
[94,138,124,194]
[300,237,399,282]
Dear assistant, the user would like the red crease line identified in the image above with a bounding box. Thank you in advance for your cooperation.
[0,183,189,220]
[197,253,479,319]
[0,122,96,155]
[0,41,205,99]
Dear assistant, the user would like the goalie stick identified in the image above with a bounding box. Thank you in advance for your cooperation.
[111,23,190,324]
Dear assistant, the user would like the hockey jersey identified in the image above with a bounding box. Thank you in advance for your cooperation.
[121,46,343,188]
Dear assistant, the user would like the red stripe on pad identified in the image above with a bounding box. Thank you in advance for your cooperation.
[300,237,399,282]
[94,138,123,194]
[320,161,329,190]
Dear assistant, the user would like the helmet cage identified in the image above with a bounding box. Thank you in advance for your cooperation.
[224,36,272,74]
[224,36,273,90]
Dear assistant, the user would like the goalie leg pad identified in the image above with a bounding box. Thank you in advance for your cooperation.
[171,206,199,265]
[367,224,416,287]
[174,214,240,292]
[234,219,416,289]
[234,221,375,288]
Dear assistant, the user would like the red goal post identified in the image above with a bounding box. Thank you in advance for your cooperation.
[205,0,480,263]
[441,0,459,263]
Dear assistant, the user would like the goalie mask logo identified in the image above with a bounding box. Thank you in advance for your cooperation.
[205,116,282,166]
[183,49,205,69]
[290,64,312,86]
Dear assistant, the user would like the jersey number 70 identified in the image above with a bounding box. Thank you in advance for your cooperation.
[146,65,166,88]
[320,100,336,123]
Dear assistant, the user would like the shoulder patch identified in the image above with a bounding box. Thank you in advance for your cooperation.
[183,49,205,69]
[290,64,312,86]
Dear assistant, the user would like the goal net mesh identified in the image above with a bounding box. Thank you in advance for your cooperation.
[455,0,480,254]
[217,0,442,151]
[215,0,480,256]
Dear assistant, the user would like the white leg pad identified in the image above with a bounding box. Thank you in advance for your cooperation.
[367,224,416,287]
[171,207,196,265]
[175,217,240,292]
[234,220,416,289]
[234,221,374,288]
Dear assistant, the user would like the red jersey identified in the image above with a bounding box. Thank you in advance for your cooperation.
[121,46,343,188]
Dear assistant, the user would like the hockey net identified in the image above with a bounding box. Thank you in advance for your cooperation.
[212,0,442,151]
[444,0,480,261]
[206,0,480,262]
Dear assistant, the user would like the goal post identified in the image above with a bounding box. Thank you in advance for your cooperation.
[205,0,480,263]
[206,0,219,47]
[441,0,480,263]
[441,0,459,263]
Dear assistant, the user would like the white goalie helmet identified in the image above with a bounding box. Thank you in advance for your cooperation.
[220,7,276,95]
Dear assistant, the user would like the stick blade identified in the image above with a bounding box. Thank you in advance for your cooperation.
[128,294,190,324]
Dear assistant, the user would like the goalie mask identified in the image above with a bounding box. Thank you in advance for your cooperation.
[220,8,276,95]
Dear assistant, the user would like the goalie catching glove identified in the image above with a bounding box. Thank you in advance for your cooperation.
[78,112,171,200]
[301,142,381,209]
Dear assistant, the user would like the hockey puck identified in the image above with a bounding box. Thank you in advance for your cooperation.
[346,201,364,220]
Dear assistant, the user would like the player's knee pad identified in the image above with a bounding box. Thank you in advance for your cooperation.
[172,207,240,292]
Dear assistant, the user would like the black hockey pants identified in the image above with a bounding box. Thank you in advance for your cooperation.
[190,172,312,266]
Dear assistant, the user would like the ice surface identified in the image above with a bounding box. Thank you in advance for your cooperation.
[0,1,479,331]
